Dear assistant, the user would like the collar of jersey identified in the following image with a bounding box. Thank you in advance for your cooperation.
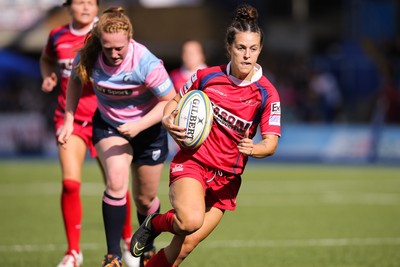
[226,62,262,86]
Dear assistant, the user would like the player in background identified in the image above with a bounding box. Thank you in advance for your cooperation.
[57,7,176,267]
[169,39,207,92]
[168,40,207,155]
[129,4,281,266]
[40,1,137,266]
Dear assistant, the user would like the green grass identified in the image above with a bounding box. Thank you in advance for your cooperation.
[1,160,400,266]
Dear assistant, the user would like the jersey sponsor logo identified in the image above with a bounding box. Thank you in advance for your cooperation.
[212,103,252,134]
[152,149,161,161]
[57,43,73,49]
[270,102,281,126]
[95,84,133,96]
[171,164,183,173]
[158,79,172,93]
[58,59,73,77]
[207,87,227,97]
[269,115,281,126]
[271,102,281,115]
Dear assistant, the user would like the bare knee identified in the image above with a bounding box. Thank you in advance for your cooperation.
[174,212,204,235]
[134,195,159,215]
[133,193,153,208]
[106,172,128,197]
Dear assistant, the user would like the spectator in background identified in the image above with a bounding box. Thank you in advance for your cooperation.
[40,1,137,267]
[169,39,207,92]
[309,68,342,123]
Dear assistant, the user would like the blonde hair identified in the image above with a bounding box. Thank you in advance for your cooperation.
[75,7,133,83]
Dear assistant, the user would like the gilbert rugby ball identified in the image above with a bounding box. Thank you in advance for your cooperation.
[175,90,213,149]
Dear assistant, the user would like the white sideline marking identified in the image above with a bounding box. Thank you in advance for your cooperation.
[1,237,400,253]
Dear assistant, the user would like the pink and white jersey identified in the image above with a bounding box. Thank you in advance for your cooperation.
[73,40,173,128]
[44,23,97,123]
[178,63,281,175]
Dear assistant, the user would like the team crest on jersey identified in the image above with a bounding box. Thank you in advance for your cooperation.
[152,149,161,161]
[212,103,252,134]
[240,97,257,106]
[93,69,100,78]
[123,72,133,83]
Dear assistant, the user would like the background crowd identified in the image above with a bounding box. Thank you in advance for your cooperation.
[0,0,399,158]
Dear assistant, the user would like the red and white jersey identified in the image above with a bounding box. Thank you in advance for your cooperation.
[177,63,281,175]
[44,22,97,123]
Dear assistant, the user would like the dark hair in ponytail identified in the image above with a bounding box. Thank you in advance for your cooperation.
[225,4,263,46]
[63,0,100,7]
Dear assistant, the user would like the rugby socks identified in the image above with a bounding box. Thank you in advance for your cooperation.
[61,179,82,253]
[137,197,161,225]
[122,190,133,242]
[152,209,176,234]
[137,197,161,251]
[146,249,172,267]
[102,192,126,258]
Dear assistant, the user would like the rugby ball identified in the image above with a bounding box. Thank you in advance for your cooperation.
[175,90,213,149]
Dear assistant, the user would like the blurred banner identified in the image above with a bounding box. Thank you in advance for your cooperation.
[0,113,48,157]
[271,124,400,164]
[168,123,400,164]
[139,0,204,8]
[1,116,399,164]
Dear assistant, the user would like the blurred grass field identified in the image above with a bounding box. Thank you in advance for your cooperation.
[0,159,399,267]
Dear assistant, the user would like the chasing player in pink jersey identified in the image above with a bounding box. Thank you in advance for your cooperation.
[40,1,137,267]
[130,4,281,266]
[57,7,176,267]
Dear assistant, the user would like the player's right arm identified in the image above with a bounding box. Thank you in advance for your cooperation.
[39,47,58,93]
[57,72,83,147]
[162,93,186,142]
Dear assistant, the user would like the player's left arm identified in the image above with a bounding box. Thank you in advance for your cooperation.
[237,131,279,158]
[250,134,279,158]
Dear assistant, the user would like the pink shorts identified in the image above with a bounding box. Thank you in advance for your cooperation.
[170,155,242,211]
[54,116,97,158]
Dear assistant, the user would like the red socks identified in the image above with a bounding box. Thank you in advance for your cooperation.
[122,190,133,241]
[146,249,172,267]
[62,180,133,252]
[152,209,176,234]
[61,179,81,253]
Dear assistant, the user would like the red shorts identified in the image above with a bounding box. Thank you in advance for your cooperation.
[170,155,242,211]
[54,116,97,157]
